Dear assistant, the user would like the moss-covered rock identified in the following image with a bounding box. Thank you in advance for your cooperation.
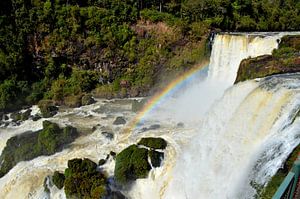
[64,95,82,108]
[64,158,108,199]
[114,145,151,185]
[138,137,167,150]
[0,121,78,178]
[38,100,58,118]
[98,159,106,166]
[10,112,22,122]
[10,109,32,122]
[81,94,96,106]
[235,35,300,83]
[52,171,65,189]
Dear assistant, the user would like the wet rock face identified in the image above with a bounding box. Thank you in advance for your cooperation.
[113,116,126,125]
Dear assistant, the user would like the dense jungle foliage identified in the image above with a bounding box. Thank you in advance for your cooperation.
[0,0,300,111]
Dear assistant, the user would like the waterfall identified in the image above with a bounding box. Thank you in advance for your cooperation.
[129,32,300,199]
[208,33,282,84]
[162,73,300,199]
[0,32,300,199]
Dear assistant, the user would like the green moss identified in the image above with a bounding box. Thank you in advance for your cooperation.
[52,171,65,189]
[138,137,167,150]
[114,145,151,185]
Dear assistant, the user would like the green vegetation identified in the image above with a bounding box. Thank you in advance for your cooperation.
[259,144,300,199]
[0,121,78,177]
[2,0,298,111]
[138,137,167,150]
[235,35,300,83]
[115,137,167,185]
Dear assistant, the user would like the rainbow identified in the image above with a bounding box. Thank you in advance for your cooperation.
[127,60,210,132]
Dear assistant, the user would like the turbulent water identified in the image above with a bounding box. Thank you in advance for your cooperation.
[1,32,300,199]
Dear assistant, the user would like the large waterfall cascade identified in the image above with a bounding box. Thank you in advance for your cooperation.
[0,32,300,199]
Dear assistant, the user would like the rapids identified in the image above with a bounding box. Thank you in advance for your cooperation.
[1,32,300,199]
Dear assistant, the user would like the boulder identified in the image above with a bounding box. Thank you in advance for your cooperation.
[64,158,108,199]
[101,131,114,140]
[11,109,31,122]
[149,150,164,168]
[32,114,42,121]
[114,145,151,185]
[131,99,147,112]
[38,100,58,118]
[113,117,126,125]
[177,122,184,127]
[98,159,106,166]
[64,95,82,108]
[3,115,9,120]
[21,109,32,121]
[52,171,65,189]
[81,94,95,106]
[148,124,160,130]
[10,112,22,122]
